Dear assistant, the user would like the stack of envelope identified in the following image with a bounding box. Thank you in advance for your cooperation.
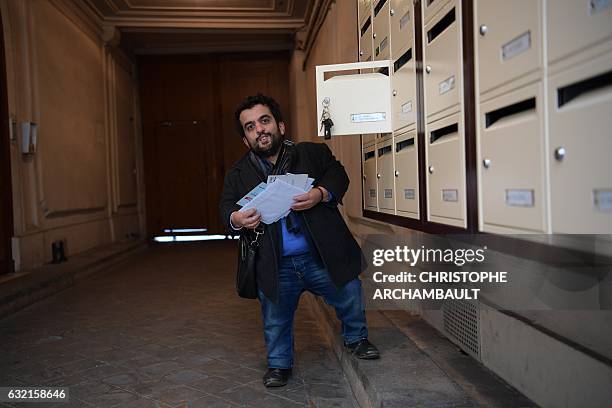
[237,174,314,224]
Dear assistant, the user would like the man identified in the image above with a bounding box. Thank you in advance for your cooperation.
[219,94,379,388]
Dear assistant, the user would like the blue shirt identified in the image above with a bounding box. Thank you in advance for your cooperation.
[279,189,333,256]
[280,216,309,256]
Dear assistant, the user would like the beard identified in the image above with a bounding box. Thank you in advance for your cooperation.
[251,131,283,158]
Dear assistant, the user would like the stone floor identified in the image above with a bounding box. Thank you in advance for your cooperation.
[0,241,358,407]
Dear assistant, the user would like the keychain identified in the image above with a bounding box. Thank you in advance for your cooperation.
[320,97,334,140]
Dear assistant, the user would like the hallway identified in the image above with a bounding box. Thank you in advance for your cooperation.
[0,241,357,407]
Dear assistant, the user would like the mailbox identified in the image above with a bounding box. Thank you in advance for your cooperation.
[377,137,395,213]
[316,60,393,136]
[475,0,542,95]
[479,82,547,233]
[363,144,379,210]
[390,0,413,59]
[373,0,391,61]
[426,113,466,227]
[391,47,417,130]
[394,127,419,218]
[548,52,612,233]
[423,0,462,118]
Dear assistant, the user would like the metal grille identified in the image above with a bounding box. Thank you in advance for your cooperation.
[442,299,481,359]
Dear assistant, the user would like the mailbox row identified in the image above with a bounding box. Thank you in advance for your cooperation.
[473,0,612,233]
[360,0,468,228]
[358,0,612,233]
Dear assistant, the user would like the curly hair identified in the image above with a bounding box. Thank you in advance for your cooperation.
[234,93,284,138]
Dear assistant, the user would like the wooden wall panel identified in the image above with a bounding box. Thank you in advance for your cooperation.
[115,59,138,207]
[34,0,107,215]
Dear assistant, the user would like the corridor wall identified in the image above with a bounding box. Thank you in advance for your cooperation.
[1,0,144,270]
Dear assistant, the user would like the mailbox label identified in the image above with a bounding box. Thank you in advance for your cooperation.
[400,11,410,29]
[442,189,459,202]
[506,189,535,207]
[594,189,612,211]
[439,76,455,95]
[404,189,416,200]
[502,31,531,61]
[351,112,386,123]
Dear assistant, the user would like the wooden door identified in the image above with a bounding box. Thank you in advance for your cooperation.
[152,120,209,233]
[139,52,290,238]
[0,10,14,274]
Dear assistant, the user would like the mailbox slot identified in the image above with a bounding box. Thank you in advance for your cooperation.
[377,138,395,212]
[394,128,419,218]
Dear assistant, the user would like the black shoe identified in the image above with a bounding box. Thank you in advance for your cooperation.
[263,368,292,387]
[345,339,380,360]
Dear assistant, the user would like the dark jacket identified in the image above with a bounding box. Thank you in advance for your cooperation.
[219,142,366,302]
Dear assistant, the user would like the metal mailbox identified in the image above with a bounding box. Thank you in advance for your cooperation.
[373,0,391,61]
[316,60,393,136]
[479,82,547,233]
[426,113,466,227]
[394,127,419,218]
[377,137,396,213]
[363,144,379,210]
[475,0,542,95]
[423,0,462,118]
[548,52,612,233]
[390,0,413,59]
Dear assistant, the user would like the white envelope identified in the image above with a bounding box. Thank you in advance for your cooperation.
[239,180,307,224]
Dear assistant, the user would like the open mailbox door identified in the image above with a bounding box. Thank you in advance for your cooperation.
[316,60,393,137]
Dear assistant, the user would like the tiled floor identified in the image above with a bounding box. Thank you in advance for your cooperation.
[0,241,358,407]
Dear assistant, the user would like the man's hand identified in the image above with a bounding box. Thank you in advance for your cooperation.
[231,208,261,229]
[291,187,325,211]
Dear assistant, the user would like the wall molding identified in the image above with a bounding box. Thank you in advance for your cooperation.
[300,0,334,69]
[48,0,104,43]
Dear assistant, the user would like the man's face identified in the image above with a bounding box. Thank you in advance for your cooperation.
[239,104,285,158]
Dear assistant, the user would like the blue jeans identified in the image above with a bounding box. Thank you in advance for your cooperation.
[258,252,368,369]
